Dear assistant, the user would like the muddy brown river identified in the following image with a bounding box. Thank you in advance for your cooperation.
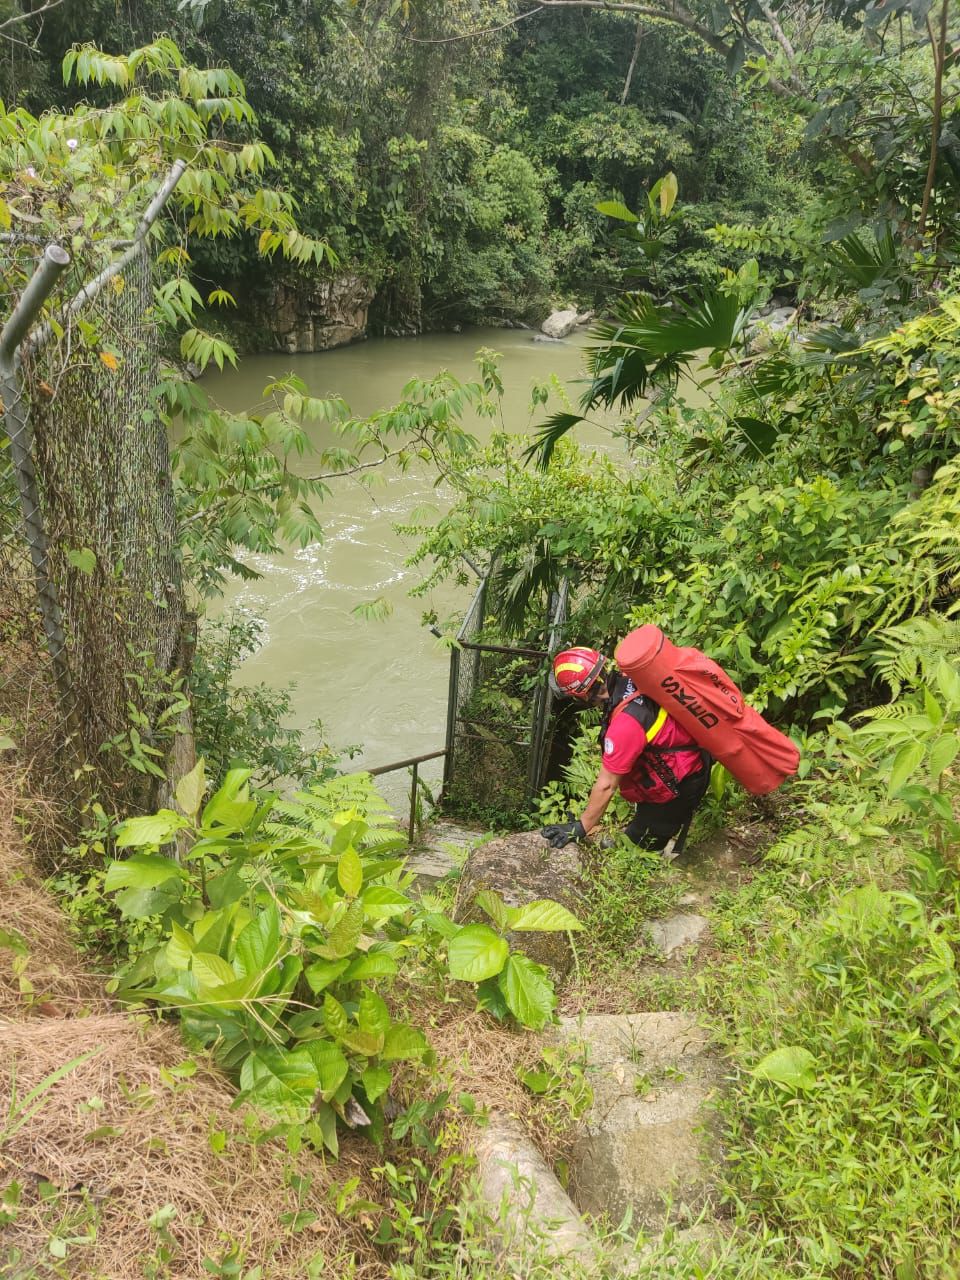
[200,327,688,804]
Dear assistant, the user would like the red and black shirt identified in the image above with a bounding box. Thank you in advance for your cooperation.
[600,676,706,804]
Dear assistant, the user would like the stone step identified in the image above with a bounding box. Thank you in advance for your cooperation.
[647,912,710,958]
[404,818,483,894]
[556,1011,721,1231]
[471,1112,598,1270]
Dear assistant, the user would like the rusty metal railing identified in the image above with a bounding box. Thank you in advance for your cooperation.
[367,748,447,843]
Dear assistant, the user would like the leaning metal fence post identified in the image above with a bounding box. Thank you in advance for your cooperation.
[408,760,420,844]
[3,161,188,777]
[0,243,80,742]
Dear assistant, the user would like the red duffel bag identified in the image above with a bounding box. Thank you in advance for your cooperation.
[614,625,799,795]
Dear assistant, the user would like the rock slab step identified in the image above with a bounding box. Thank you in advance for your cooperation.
[405,848,460,893]
[557,1011,720,1230]
[471,1112,598,1269]
[405,819,481,894]
[647,912,709,958]
[455,831,582,976]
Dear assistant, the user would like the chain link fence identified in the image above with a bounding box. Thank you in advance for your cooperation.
[0,233,185,814]
[442,576,568,821]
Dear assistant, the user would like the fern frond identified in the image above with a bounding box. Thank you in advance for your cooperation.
[871,613,960,696]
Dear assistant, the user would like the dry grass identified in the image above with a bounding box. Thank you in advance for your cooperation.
[0,769,108,1022]
[0,764,583,1278]
[0,1015,389,1279]
[0,767,389,1279]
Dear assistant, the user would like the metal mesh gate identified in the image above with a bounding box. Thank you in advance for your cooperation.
[442,576,568,820]
[0,235,185,807]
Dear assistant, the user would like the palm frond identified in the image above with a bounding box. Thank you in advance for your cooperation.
[526,286,755,468]
[521,412,587,471]
[489,539,563,635]
[822,222,900,290]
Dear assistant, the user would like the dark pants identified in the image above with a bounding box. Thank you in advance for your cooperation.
[623,763,711,852]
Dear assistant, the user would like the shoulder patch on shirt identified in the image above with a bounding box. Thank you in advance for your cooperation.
[603,736,615,755]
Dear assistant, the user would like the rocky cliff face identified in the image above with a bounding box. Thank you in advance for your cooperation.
[267,274,375,353]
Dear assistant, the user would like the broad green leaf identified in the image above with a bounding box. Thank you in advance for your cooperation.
[520,1069,552,1094]
[361,886,413,918]
[343,952,397,981]
[307,1101,339,1157]
[192,951,236,990]
[381,1023,428,1061]
[260,953,300,1001]
[507,899,584,933]
[166,921,195,970]
[358,989,390,1040]
[448,924,509,982]
[323,993,348,1040]
[288,1008,325,1037]
[421,911,459,940]
[362,1065,392,1104]
[201,769,255,829]
[321,899,364,958]
[337,846,363,897]
[595,198,638,223]
[190,972,258,1013]
[206,860,246,909]
[114,880,184,920]
[751,1045,817,1091]
[331,818,365,856]
[930,734,960,778]
[303,1039,349,1100]
[239,1046,318,1123]
[195,903,248,956]
[498,954,555,1030]
[234,903,280,978]
[175,758,206,818]
[924,687,944,726]
[342,1027,384,1056]
[474,890,511,930]
[201,796,257,832]
[0,926,28,956]
[889,741,926,795]
[115,812,188,849]
[659,171,679,217]
[936,660,960,708]
[305,958,350,994]
[65,547,96,575]
[105,854,186,892]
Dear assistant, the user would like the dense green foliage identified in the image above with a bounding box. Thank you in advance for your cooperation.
[190,612,341,787]
[102,764,580,1142]
[3,0,803,333]
[706,641,960,1276]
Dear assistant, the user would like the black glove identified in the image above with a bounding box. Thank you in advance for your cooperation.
[540,818,586,848]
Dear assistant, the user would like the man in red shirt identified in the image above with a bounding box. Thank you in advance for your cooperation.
[541,645,710,851]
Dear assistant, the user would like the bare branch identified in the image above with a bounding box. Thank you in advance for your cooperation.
[399,5,545,43]
[534,0,799,95]
[180,441,417,531]
[0,0,69,35]
[919,0,950,235]
[621,16,645,105]
[755,0,805,90]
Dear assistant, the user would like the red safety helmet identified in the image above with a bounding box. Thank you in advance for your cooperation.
[549,646,606,699]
